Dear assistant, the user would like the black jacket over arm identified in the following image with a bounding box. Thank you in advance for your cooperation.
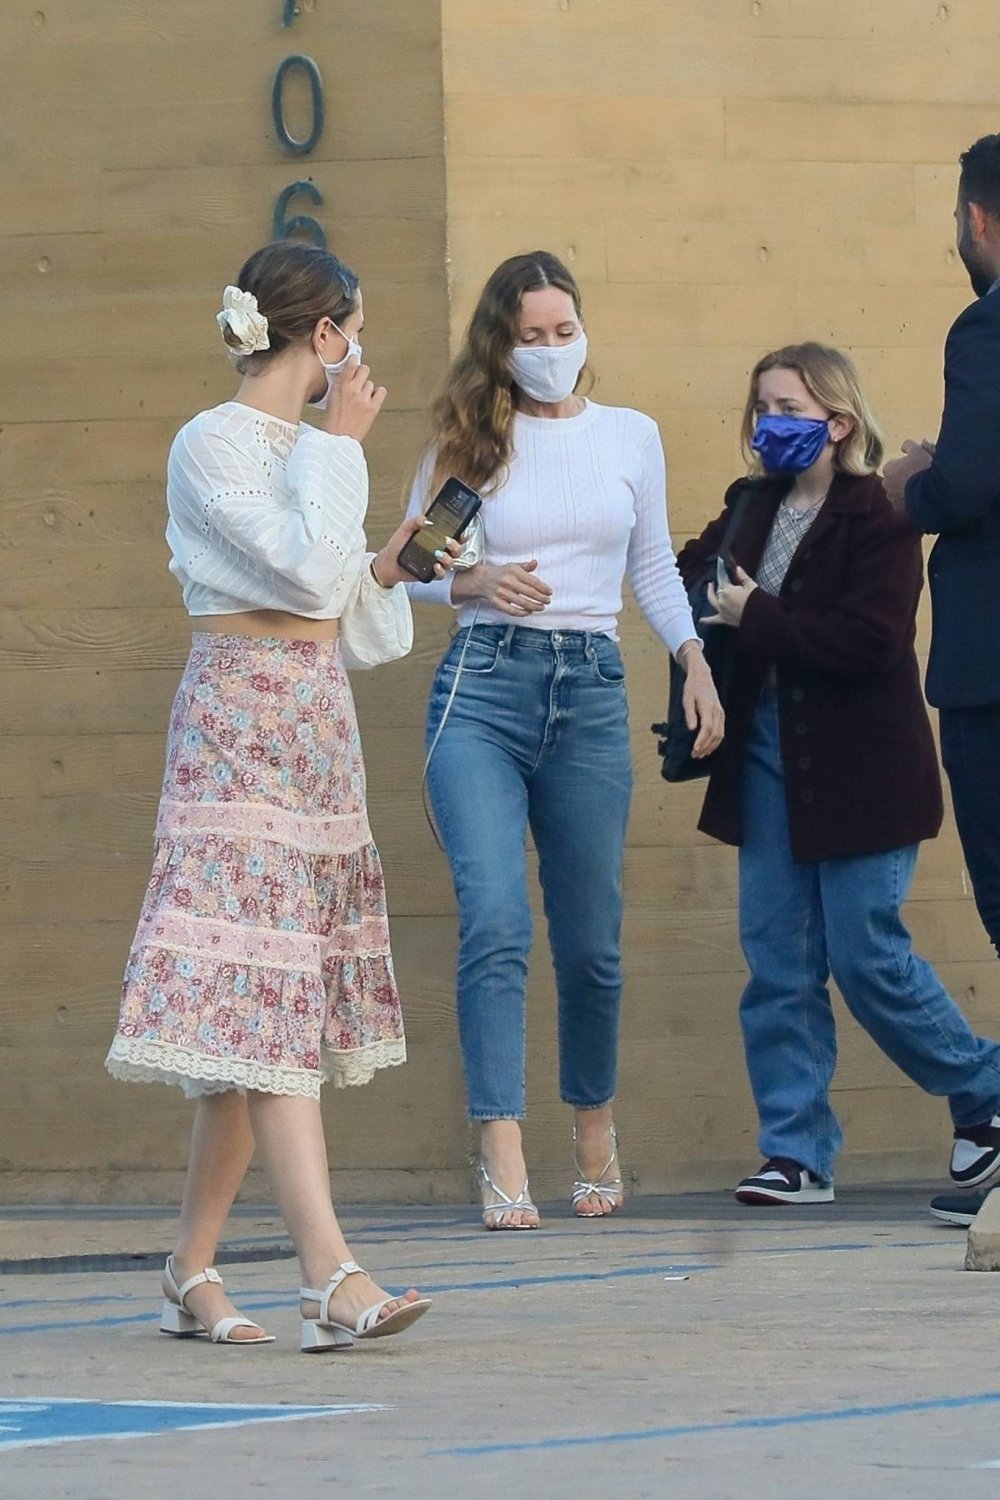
[906,288,1000,708]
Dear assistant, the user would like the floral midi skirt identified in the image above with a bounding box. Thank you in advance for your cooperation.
[105,634,406,1099]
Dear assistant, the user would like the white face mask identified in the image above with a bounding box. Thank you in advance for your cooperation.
[310,323,363,410]
[509,331,588,404]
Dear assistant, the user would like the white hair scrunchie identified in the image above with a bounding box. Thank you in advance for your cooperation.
[216,285,270,356]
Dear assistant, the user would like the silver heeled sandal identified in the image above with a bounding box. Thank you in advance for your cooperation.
[299,1261,432,1353]
[160,1255,274,1345]
[572,1123,625,1217]
[477,1161,540,1230]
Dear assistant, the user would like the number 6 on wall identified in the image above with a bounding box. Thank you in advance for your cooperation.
[273,180,327,247]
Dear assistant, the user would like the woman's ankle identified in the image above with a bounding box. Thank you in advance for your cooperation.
[479,1118,525,1155]
[169,1244,218,1277]
[573,1104,615,1139]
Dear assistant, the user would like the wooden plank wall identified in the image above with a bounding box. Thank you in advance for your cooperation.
[0,0,457,1202]
[4,0,1000,1206]
[438,0,1000,1192]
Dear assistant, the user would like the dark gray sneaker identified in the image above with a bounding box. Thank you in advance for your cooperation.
[929,1184,994,1227]
[735,1157,834,1205]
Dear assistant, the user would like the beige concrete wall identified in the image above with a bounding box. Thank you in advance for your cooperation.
[438,0,1000,1192]
[3,0,1000,1204]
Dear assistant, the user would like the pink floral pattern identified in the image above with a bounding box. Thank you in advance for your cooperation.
[106,634,405,1098]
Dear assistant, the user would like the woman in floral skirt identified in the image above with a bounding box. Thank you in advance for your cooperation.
[106,241,451,1350]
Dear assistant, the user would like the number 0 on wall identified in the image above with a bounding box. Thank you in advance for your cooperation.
[272,48,327,247]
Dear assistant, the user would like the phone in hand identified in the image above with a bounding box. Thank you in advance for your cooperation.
[715,547,739,592]
[397,478,482,583]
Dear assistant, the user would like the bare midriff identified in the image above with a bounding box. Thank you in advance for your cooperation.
[194,610,340,642]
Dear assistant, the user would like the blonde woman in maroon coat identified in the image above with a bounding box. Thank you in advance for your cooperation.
[678,342,1000,1208]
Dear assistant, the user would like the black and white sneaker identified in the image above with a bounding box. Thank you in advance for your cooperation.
[734,1157,834,1206]
[950,1114,1000,1187]
[929,1185,994,1227]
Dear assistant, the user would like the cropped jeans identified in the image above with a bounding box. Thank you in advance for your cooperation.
[425,625,633,1121]
[739,687,1000,1183]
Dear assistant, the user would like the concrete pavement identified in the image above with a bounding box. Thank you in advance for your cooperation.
[1,1188,998,1499]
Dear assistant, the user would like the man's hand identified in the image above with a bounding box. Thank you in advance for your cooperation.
[883,439,934,512]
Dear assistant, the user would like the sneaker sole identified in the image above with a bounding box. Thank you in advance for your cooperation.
[950,1152,1000,1189]
[929,1204,976,1227]
[734,1185,835,1206]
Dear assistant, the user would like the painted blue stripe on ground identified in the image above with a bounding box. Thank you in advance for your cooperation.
[0,1234,944,1310]
[434,1391,1000,1457]
[0,1236,954,1336]
[0,1263,717,1336]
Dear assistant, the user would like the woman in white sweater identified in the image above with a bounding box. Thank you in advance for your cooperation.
[407,252,723,1228]
[107,241,443,1348]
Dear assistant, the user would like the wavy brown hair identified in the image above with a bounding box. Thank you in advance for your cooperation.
[741,342,884,476]
[419,251,590,501]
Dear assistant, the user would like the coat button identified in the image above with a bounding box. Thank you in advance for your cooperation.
[790,687,805,702]
[794,721,807,735]
[790,579,804,593]
[800,788,815,804]
[799,756,811,771]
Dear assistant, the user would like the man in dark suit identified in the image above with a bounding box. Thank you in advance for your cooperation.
[885,133,1000,1225]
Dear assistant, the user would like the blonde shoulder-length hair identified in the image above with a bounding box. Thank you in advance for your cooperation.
[741,342,884,477]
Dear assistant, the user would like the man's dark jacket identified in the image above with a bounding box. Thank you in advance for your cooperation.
[677,473,943,864]
[906,286,1000,707]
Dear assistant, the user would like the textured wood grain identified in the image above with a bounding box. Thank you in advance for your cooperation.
[432,0,997,1204]
[3,0,995,1201]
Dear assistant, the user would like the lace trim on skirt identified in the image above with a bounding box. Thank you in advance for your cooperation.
[106,1034,407,1099]
[157,798,372,856]
[107,634,406,1099]
[135,909,391,969]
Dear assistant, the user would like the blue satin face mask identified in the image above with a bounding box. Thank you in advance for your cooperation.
[751,414,831,475]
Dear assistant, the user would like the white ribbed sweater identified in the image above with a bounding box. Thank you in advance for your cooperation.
[404,401,696,655]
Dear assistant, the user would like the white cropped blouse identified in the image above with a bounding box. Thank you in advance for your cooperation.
[165,401,412,669]
[404,401,696,656]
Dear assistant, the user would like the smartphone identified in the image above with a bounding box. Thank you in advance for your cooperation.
[715,549,736,590]
[397,478,482,584]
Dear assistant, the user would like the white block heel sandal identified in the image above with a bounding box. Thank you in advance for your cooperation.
[299,1261,432,1352]
[160,1256,274,1345]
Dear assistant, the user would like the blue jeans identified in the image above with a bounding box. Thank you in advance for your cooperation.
[425,625,633,1120]
[739,689,1000,1182]
[940,704,1000,958]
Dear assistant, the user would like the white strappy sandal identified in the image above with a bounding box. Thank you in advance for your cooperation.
[477,1161,540,1230]
[160,1256,274,1345]
[299,1261,432,1352]
[572,1123,625,1218]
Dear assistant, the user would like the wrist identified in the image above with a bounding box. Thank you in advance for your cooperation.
[450,566,481,604]
[370,554,393,590]
[676,638,706,668]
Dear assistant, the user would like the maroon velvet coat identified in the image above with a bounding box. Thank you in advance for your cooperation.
[677,472,943,863]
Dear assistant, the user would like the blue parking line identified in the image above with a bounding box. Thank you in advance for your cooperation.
[0,1235,947,1311]
[0,1235,959,1337]
[0,1294,138,1311]
[0,1262,717,1337]
[433,1390,1000,1457]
